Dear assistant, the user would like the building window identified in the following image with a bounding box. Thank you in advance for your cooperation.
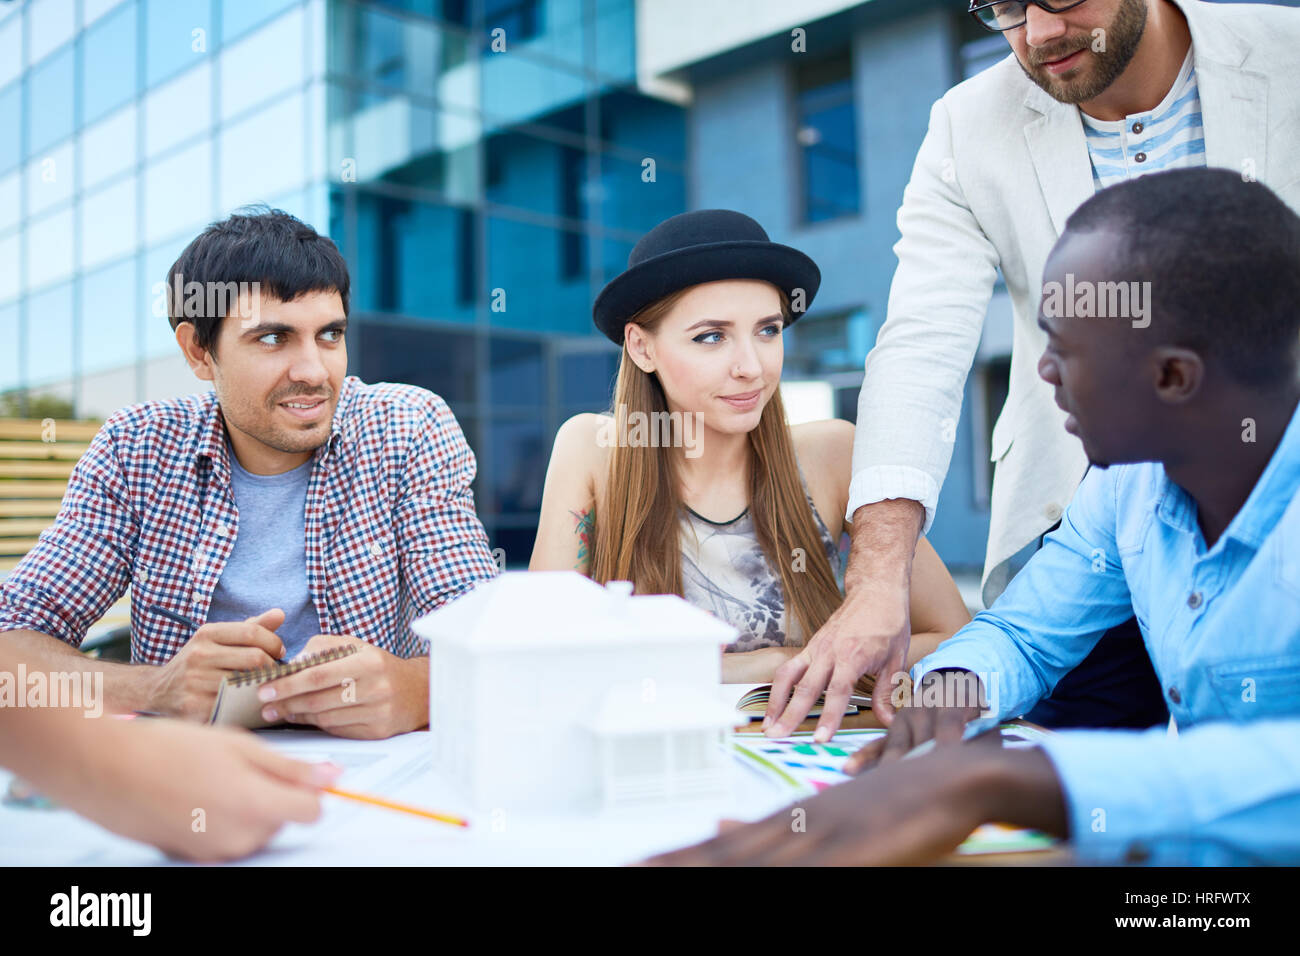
[483,0,542,42]
[433,2,472,28]
[559,145,585,280]
[957,9,1008,81]
[784,307,872,377]
[456,208,477,307]
[795,52,861,224]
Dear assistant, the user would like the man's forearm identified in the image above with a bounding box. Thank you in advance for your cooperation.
[1,629,157,714]
[843,498,924,595]
[721,646,799,684]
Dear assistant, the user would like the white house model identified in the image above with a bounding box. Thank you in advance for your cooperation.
[413,571,741,812]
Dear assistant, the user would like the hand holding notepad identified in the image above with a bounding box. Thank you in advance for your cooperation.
[209,645,360,729]
[147,607,287,721]
[209,633,430,739]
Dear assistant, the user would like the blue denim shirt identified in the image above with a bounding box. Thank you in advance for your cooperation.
[917,402,1300,864]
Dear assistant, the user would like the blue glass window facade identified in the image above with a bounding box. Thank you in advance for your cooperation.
[81,0,139,125]
[2,0,681,562]
[328,0,685,557]
[26,44,76,158]
[796,51,862,224]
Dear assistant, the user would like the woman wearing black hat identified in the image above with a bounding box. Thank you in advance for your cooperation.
[531,210,969,684]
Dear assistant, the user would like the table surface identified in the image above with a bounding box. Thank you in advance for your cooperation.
[0,710,1071,866]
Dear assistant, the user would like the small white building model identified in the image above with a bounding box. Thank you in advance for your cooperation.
[413,571,739,812]
[589,681,739,810]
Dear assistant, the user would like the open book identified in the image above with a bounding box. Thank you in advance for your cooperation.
[724,682,872,720]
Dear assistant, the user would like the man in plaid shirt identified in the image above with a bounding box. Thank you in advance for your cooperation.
[0,208,498,739]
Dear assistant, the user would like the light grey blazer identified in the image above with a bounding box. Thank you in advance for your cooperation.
[848,0,1300,604]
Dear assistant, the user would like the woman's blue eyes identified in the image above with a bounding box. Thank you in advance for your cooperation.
[691,324,782,345]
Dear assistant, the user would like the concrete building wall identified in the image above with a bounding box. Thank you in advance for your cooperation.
[685,7,994,568]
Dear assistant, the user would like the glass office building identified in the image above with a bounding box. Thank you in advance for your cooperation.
[15,0,1291,573]
[0,0,688,562]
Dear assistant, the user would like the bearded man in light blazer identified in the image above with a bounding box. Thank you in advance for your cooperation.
[765,0,1300,740]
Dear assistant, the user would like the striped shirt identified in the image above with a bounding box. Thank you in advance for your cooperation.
[0,377,499,663]
[1081,50,1205,191]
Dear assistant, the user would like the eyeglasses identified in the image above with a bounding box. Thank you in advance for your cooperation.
[968,1,1091,33]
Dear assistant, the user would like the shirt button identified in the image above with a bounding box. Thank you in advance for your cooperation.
[369,542,383,557]
[1131,121,1144,134]
[1124,843,1151,864]
[1187,591,1202,609]
[191,589,203,604]
[1168,686,1181,705]
[1135,151,1147,163]
[1044,503,1063,522]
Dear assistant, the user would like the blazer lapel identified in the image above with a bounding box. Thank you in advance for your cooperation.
[1181,0,1268,179]
[1022,90,1094,237]
[1197,63,1268,179]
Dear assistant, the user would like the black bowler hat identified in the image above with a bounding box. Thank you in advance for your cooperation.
[592,209,821,345]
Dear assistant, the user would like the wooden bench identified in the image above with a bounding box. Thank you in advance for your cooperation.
[0,419,101,575]
[1,418,133,658]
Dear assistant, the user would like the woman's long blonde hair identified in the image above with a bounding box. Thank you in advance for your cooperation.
[589,286,843,645]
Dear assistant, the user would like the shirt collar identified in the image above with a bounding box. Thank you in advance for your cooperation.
[1220,400,1300,549]
[193,377,355,478]
[1078,49,1195,133]
[313,377,354,470]
[194,391,231,482]
[1155,400,1300,549]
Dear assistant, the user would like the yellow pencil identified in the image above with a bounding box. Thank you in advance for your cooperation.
[324,786,470,828]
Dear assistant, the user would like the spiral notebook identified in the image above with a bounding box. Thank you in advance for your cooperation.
[208,645,359,729]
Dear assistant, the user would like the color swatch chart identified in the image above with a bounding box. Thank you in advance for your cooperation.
[732,730,883,794]
[731,726,1059,855]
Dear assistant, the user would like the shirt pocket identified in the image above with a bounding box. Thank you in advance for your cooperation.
[988,394,1022,463]
[1114,479,1154,559]
[1207,655,1300,721]
[1276,536,1300,601]
[325,526,401,644]
[127,575,193,662]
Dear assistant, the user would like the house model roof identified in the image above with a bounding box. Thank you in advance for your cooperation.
[413,571,738,650]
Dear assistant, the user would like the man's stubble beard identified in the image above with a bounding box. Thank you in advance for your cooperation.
[216,380,335,456]
[1017,0,1149,105]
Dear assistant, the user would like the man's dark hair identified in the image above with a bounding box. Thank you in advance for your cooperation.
[1064,167,1300,386]
[165,205,351,352]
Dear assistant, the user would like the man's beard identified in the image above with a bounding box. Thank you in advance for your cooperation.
[1017,0,1149,105]
[218,384,336,455]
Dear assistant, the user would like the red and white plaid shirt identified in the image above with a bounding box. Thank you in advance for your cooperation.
[0,377,498,663]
